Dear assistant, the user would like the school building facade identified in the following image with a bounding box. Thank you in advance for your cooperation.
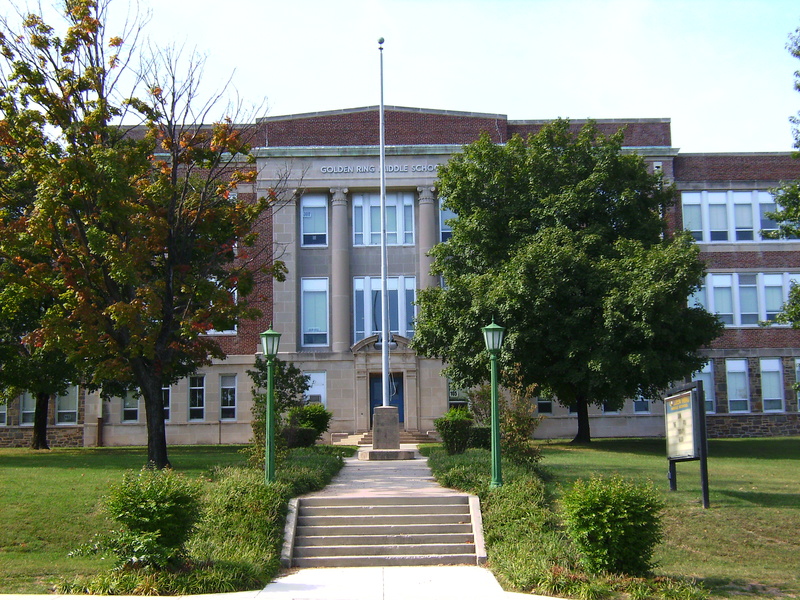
[1,106,799,446]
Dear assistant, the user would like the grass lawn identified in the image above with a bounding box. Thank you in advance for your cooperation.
[0,445,247,594]
[539,437,800,598]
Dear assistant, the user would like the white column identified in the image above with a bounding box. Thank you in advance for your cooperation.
[417,186,439,290]
[330,187,351,353]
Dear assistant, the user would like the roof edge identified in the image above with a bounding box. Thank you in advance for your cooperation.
[258,105,508,123]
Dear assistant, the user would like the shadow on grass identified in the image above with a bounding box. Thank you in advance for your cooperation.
[701,576,794,598]
[541,437,800,461]
[0,445,247,471]
[719,489,800,509]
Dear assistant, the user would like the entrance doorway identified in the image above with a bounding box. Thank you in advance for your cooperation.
[369,373,404,426]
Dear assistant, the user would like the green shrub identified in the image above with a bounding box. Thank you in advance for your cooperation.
[434,407,474,455]
[282,426,318,448]
[287,403,333,439]
[468,426,491,449]
[104,468,203,552]
[189,467,290,581]
[560,475,664,576]
[499,376,542,467]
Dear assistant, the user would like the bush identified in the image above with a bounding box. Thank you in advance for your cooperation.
[282,426,318,448]
[468,426,491,449]
[434,407,474,455]
[287,403,333,440]
[560,475,665,576]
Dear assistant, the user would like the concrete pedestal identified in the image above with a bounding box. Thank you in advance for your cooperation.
[358,406,415,461]
[372,406,400,449]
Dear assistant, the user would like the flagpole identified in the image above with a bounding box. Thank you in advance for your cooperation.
[378,37,390,408]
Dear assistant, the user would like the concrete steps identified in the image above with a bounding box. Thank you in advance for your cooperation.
[355,430,440,445]
[283,495,485,568]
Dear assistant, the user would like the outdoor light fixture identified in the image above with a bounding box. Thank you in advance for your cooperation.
[260,326,281,484]
[482,320,505,488]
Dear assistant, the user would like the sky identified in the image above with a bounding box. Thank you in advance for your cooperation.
[18,0,800,153]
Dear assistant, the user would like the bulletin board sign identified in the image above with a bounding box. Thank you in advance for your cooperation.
[664,389,702,460]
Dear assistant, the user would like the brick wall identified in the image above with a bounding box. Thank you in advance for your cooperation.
[261,107,673,149]
[675,153,800,182]
[508,119,672,147]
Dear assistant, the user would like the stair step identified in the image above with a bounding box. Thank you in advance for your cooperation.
[295,523,473,536]
[292,554,478,568]
[294,542,475,558]
[295,533,474,547]
[297,514,470,527]
[301,495,467,507]
[300,504,469,517]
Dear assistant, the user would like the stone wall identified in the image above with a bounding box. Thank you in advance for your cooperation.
[0,426,84,448]
[706,413,800,438]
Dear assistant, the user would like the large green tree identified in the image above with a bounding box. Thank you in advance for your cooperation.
[770,25,800,326]
[413,121,722,442]
[0,155,76,449]
[0,0,286,467]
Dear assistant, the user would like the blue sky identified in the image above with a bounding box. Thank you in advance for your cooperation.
[21,0,800,152]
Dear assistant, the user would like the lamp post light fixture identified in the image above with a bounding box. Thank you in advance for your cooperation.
[482,320,505,488]
[260,326,281,484]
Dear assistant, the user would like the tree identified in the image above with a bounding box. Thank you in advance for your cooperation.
[0,140,77,448]
[0,0,289,467]
[412,121,722,442]
[769,25,800,325]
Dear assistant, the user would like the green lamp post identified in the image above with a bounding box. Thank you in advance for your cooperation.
[260,326,281,484]
[482,320,505,488]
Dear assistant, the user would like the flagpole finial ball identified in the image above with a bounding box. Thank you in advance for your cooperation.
[378,37,385,45]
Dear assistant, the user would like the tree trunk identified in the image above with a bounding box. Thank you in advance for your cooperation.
[31,392,50,450]
[137,369,171,469]
[571,394,592,444]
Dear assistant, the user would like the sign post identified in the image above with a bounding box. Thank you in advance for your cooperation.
[664,381,710,508]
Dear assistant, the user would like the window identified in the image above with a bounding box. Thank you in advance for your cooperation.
[440,200,456,243]
[738,274,758,325]
[711,274,734,325]
[602,402,619,414]
[301,278,329,347]
[56,387,78,424]
[162,386,171,421]
[0,402,6,426]
[681,195,702,241]
[220,375,237,420]
[693,361,716,414]
[301,195,328,246]
[537,398,553,414]
[122,392,139,422]
[760,359,784,412]
[353,276,416,341]
[680,190,785,243]
[633,396,650,414]
[708,193,729,241]
[759,198,778,236]
[699,272,797,326]
[206,279,238,335]
[304,372,327,406]
[21,392,35,425]
[189,376,205,421]
[353,192,414,246]
[764,274,784,321]
[726,359,750,413]
[733,192,754,240]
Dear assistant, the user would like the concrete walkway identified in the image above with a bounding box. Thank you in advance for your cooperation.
[8,446,551,600]
[253,444,537,600]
